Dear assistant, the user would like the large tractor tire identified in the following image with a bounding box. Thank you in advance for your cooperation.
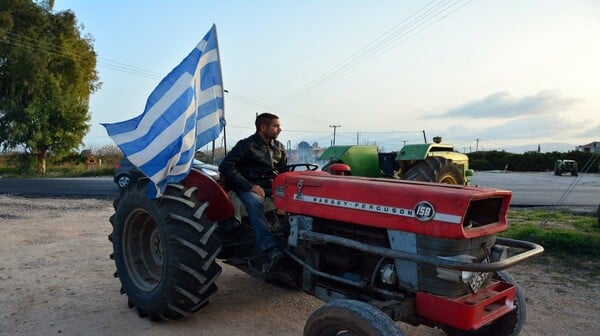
[304,299,404,336]
[109,180,222,320]
[443,271,526,336]
[405,156,465,185]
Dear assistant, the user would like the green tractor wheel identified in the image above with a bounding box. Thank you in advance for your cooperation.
[404,156,465,185]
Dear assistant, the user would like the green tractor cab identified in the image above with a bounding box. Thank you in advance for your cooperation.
[320,137,473,185]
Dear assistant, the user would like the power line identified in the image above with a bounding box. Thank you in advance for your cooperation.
[282,0,443,102]
[282,0,470,103]
[3,29,319,120]
[3,6,478,144]
[2,29,165,79]
[3,28,336,129]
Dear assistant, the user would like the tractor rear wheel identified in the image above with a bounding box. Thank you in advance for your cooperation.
[303,299,404,336]
[443,271,526,336]
[109,180,222,320]
[405,157,465,185]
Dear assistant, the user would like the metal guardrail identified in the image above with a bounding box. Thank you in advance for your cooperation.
[298,230,544,272]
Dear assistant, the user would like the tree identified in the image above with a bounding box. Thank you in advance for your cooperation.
[95,144,122,158]
[0,0,99,173]
[94,144,122,166]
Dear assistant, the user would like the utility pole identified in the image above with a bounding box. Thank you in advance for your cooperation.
[330,125,341,145]
[476,139,480,152]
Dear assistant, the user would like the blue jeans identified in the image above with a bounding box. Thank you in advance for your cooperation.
[236,191,278,253]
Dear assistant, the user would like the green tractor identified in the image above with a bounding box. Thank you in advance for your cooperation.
[320,136,473,185]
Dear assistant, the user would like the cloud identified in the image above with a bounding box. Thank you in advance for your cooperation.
[440,114,580,141]
[576,124,600,138]
[437,90,579,119]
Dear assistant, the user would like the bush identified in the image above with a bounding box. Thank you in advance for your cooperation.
[468,151,598,173]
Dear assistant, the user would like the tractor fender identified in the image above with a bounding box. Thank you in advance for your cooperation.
[319,145,380,177]
[184,169,233,222]
[397,143,455,160]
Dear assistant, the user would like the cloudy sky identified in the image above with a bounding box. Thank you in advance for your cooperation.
[54,0,600,154]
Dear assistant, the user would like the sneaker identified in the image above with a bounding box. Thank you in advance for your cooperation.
[262,248,284,273]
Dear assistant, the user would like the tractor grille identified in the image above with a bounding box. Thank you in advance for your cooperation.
[463,197,504,229]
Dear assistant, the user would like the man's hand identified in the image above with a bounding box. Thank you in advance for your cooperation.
[250,184,265,197]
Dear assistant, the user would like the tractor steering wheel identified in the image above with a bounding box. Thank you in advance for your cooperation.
[279,163,319,172]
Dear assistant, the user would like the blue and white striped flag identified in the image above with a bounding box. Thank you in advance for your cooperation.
[102,24,224,198]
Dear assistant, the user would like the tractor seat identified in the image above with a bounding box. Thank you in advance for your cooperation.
[228,191,276,223]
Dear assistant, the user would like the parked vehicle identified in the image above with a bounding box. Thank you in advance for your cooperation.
[320,136,473,185]
[113,158,219,190]
[554,159,578,176]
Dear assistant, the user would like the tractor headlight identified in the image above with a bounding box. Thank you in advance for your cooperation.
[436,254,476,283]
[436,254,491,293]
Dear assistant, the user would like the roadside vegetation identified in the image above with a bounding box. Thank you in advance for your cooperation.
[504,208,600,278]
[468,150,598,173]
[0,144,121,178]
[0,165,114,178]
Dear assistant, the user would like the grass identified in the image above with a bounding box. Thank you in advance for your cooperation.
[504,208,600,259]
[0,165,114,178]
[504,208,600,280]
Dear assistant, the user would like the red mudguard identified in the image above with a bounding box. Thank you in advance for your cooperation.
[184,169,233,222]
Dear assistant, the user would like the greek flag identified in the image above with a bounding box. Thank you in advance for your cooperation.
[102,24,224,198]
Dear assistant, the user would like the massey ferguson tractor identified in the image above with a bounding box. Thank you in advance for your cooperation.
[109,163,543,335]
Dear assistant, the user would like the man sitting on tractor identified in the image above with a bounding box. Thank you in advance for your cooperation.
[219,113,287,272]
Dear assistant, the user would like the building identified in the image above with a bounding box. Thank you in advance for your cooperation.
[288,141,327,164]
[576,141,600,153]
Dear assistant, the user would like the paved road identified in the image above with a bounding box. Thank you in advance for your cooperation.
[0,176,118,198]
[0,172,599,209]
[470,171,600,208]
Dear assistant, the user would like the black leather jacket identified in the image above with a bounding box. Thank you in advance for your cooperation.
[219,133,288,192]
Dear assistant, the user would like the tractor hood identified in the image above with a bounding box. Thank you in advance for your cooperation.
[273,171,511,239]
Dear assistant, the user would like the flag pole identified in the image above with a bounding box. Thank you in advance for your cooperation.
[213,23,227,156]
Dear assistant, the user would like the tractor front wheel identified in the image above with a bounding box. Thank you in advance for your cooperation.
[109,180,222,320]
[303,299,404,336]
[405,157,465,185]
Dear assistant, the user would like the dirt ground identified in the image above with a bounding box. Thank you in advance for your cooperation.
[0,195,598,336]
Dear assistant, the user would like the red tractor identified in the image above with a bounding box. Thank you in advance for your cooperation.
[109,163,543,335]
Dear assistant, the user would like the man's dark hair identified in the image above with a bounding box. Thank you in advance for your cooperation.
[255,113,279,130]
